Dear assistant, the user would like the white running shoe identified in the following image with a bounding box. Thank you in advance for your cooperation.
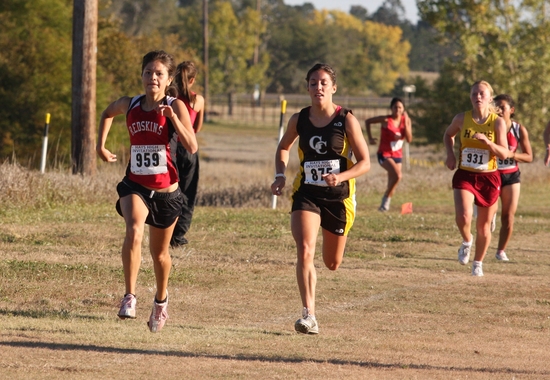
[118,294,136,319]
[378,196,390,212]
[295,315,318,334]
[148,295,168,333]
[295,311,319,335]
[458,242,472,265]
[495,251,509,261]
[472,261,484,277]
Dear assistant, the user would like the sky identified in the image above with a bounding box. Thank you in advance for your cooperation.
[283,0,420,24]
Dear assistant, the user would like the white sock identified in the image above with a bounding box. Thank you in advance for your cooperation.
[302,307,315,318]
[473,260,482,266]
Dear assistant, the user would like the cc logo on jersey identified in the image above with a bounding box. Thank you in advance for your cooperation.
[309,136,328,154]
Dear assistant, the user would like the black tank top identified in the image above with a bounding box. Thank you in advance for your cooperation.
[294,106,353,196]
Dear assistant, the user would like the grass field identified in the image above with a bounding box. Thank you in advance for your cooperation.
[1,121,550,379]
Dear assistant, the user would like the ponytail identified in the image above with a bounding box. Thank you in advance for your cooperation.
[174,61,198,104]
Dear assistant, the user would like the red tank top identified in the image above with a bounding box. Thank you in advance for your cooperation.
[179,92,199,132]
[497,121,520,174]
[125,95,179,189]
[378,115,406,158]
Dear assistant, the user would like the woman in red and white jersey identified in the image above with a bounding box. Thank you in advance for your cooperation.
[96,50,197,333]
[365,97,412,211]
[170,61,205,247]
[493,94,533,262]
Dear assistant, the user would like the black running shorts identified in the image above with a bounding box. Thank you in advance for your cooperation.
[500,170,521,188]
[291,184,353,236]
[115,177,183,229]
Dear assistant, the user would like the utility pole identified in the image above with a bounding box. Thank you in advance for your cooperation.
[71,0,97,176]
[203,0,209,123]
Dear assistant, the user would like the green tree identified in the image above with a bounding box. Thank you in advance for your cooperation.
[176,0,270,99]
[350,5,369,21]
[207,1,269,102]
[310,10,410,95]
[102,0,180,36]
[409,64,471,144]
[369,0,406,25]
[265,6,409,95]
[407,20,455,72]
[0,0,73,163]
[264,3,327,93]
[416,0,550,148]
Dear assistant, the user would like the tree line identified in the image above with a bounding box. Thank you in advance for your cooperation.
[414,0,550,151]
[1,0,546,166]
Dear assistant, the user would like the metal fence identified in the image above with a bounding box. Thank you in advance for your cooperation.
[206,93,394,125]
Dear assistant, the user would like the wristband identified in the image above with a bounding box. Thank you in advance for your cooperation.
[275,173,286,180]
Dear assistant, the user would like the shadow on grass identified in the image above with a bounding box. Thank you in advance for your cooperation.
[0,308,104,321]
[0,340,547,376]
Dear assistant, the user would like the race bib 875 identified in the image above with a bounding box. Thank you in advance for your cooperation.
[304,159,341,186]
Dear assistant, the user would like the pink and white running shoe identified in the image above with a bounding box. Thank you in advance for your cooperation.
[118,294,136,319]
[148,295,169,333]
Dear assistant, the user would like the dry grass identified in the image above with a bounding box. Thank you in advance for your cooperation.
[1,122,550,379]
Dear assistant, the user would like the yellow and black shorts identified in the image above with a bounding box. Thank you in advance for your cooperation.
[291,183,356,236]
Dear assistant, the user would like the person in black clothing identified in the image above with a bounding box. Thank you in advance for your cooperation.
[271,63,370,334]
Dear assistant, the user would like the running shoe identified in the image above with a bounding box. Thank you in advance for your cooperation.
[118,293,136,319]
[378,196,390,212]
[148,296,169,333]
[471,261,484,277]
[491,212,497,232]
[170,237,188,248]
[495,251,509,261]
[458,241,472,265]
[295,314,319,334]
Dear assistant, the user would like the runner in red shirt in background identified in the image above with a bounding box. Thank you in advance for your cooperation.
[493,94,533,262]
[365,98,412,211]
[170,61,205,247]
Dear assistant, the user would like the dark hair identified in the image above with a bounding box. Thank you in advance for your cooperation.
[494,94,515,107]
[494,93,516,118]
[174,61,198,103]
[305,63,337,85]
[493,94,516,117]
[390,97,404,108]
[141,50,177,96]
[141,50,175,76]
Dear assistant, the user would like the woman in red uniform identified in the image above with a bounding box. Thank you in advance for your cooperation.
[96,50,197,332]
[493,94,532,261]
[170,61,205,247]
[365,98,412,211]
[271,63,370,334]
[443,81,509,276]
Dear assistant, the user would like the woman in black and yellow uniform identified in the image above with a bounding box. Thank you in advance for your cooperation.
[444,80,510,276]
[271,63,370,334]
